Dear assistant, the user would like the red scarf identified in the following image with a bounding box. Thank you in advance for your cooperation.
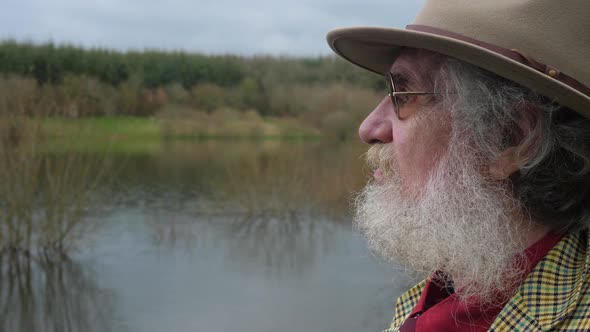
[399,231,564,332]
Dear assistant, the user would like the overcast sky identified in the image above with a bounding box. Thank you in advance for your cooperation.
[1,0,425,56]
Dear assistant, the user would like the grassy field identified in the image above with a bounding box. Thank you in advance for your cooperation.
[38,114,321,154]
[40,116,162,154]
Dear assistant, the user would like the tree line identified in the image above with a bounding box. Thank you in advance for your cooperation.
[0,40,383,139]
[0,40,243,88]
[0,40,381,90]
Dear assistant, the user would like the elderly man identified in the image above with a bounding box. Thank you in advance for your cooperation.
[327,1,590,331]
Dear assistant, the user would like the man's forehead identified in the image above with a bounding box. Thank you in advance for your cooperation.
[389,48,443,81]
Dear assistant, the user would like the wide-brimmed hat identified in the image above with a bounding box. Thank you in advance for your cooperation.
[327,0,590,118]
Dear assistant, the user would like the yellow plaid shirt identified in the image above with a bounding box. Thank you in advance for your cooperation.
[384,229,590,332]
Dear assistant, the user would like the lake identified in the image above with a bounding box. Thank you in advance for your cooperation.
[0,139,414,332]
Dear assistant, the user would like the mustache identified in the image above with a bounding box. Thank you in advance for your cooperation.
[366,144,397,178]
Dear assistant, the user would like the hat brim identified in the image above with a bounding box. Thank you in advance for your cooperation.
[327,26,590,118]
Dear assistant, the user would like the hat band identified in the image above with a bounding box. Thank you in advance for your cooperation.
[406,24,590,99]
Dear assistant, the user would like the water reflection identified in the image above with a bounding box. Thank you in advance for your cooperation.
[209,141,367,219]
[0,140,404,332]
[148,209,199,251]
[103,140,368,219]
[139,140,368,277]
[0,253,117,332]
[147,207,337,277]
[223,215,338,277]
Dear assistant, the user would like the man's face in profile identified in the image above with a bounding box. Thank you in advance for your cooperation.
[353,49,530,303]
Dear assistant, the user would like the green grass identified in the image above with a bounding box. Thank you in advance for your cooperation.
[42,116,161,139]
[40,116,162,154]
[38,115,321,154]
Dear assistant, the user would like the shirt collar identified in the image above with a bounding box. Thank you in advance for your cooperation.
[403,231,564,331]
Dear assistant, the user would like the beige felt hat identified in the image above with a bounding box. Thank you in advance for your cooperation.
[327,0,590,118]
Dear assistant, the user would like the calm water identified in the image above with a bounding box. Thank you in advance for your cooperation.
[1,140,414,332]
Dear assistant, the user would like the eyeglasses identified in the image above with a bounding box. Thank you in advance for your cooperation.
[386,72,440,119]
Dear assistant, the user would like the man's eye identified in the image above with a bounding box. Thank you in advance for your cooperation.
[397,95,415,107]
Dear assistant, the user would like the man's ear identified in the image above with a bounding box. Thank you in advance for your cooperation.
[489,146,522,179]
[489,103,543,180]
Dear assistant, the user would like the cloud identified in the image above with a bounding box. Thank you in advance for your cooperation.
[1,0,425,55]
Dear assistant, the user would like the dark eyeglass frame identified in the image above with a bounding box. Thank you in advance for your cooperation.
[386,72,440,120]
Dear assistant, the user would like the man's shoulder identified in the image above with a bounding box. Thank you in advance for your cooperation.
[537,228,590,330]
[385,228,590,332]
[490,228,590,331]
[485,228,590,331]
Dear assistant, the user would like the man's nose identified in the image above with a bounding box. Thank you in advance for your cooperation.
[359,97,393,144]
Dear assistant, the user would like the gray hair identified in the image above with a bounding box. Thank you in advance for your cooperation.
[436,57,590,232]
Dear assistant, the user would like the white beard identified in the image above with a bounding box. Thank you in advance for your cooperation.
[353,143,532,304]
